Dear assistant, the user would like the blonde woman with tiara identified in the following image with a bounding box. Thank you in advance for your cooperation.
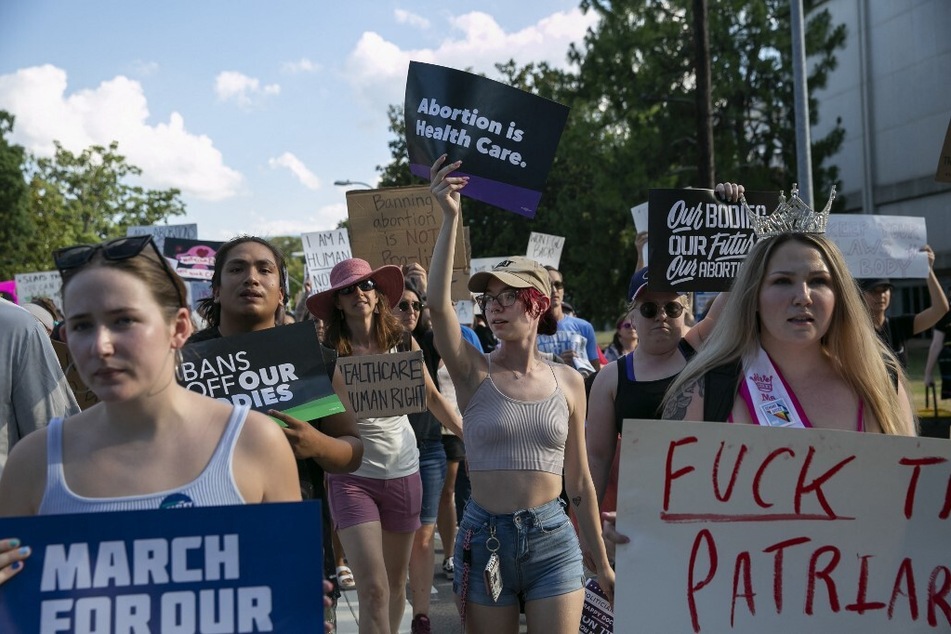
[662,187,916,436]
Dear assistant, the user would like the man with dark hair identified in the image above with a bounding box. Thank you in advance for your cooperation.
[536,267,601,373]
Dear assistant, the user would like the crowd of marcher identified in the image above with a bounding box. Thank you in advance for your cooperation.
[0,156,947,634]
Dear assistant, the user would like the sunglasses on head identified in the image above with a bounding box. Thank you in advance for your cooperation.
[337,279,376,296]
[637,301,685,319]
[53,235,187,308]
[397,300,424,313]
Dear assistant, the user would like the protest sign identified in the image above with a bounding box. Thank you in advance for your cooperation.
[0,502,322,633]
[647,189,779,292]
[630,201,649,234]
[0,279,17,303]
[346,186,467,271]
[455,299,475,327]
[14,270,63,311]
[404,61,569,218]
[614,419,950,633]
[937,116,951,183]
[127,223,198,253]
[337,350,427,418]
[163,238,225,281]
[302,229,352,292]
[580,578,614,634]
[179,321,343,422]
[826,215,929,279]
[526,232,565,269]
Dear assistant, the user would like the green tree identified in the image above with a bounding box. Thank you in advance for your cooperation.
[0,111,34,280]
[266,235,305,302]
[20,140,186,274]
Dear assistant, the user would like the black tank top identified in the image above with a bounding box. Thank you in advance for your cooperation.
[614,340,695,434]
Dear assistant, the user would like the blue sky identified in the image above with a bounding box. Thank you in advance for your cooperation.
[0,1,595,240]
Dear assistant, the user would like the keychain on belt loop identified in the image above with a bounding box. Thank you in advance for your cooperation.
[484,525,503,602]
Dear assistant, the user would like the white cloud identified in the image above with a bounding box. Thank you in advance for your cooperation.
[129,60,160,77]
[394,9,430,29]
[345,8,597,113]
[214,71,281,107]
[282,58,320,74]
[268,152,321,190]
[247,202,348,237]
[0,64,243,201]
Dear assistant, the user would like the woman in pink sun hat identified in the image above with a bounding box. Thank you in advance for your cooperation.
[308,258,462,634]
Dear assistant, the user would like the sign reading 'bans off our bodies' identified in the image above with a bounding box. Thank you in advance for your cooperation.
[614,419,950,633]
[0,502,323,633]
[404,61,569,218]
[178,321,343,422]
[337,350,427,418]
[648,189,779,292]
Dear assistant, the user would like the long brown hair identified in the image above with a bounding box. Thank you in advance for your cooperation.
[324,287,405,357]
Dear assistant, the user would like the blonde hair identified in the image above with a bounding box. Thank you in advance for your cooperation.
[663,233,915,436]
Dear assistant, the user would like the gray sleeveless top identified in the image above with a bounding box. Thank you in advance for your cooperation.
[39,405,249,514]
[463,359,569,474]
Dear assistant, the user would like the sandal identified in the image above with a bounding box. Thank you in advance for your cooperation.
[336,565,356,590]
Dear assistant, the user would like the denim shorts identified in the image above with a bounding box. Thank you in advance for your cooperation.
[452,498,584,606]
[418,440,447,525]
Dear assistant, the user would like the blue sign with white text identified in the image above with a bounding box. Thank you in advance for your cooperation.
[0,502,322,633]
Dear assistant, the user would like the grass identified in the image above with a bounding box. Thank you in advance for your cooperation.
[594,332,948,417]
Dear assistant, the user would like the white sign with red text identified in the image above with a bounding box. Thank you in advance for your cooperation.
[614,419,949,633]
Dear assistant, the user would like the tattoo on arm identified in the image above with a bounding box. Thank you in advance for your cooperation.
[571,496,582,508]
[663,379,703,420]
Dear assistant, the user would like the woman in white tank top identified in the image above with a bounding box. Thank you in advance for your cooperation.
[428,156,614,633]
[0,236,300,581]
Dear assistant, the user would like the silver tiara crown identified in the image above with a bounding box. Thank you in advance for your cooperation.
[743,184,836,238]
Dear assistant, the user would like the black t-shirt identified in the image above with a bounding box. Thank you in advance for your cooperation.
[875,314,916,367]
[614,340,695,434]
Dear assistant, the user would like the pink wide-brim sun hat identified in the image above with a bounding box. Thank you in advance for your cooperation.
[306,258,404,321]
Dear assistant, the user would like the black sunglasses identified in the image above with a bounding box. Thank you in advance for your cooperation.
[337,279,377,296]
[53,235,187,308]
[551,280,564,290]
[637,301,685,319]
[397,300,424,312]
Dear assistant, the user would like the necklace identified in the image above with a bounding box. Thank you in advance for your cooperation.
[493,354,541,381]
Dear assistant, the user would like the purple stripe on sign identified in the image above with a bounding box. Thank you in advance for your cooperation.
[410,164,542,218]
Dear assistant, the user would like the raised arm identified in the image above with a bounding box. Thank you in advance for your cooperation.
[924,329,946,388]
[412,336,463,437]
[913,246,949,335]
[428,156,481,389]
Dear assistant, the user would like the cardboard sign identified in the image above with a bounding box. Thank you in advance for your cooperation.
[404,61,570,218]
[826,215,930,279]
[0,502,322,633]
[127,223,198,253]
[346,186,467,271]
[936,116,951,183]
[301,229,352,292]
[615,419,950,633]
[163,238,225,281]
[179,321,343,422]
[647,189,780,292]
[14,270,63,312]
[337,350,427,418]
[526,232,565,269]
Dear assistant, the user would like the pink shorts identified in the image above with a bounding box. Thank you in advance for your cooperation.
[327,472,422,533]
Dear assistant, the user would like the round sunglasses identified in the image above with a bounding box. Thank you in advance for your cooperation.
[396,300,424,313]
[636,301,685,319]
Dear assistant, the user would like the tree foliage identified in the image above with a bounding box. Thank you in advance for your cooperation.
[0,117,188,278]
[379,1,847,327]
